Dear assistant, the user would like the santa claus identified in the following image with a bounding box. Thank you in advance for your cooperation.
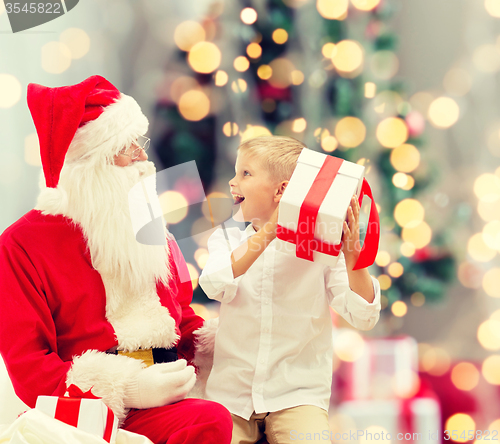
[0,76,231,443]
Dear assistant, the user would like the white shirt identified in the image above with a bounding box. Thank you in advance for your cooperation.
[199,224,381,420]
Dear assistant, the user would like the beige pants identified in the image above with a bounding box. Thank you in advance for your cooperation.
[231,405,330,444]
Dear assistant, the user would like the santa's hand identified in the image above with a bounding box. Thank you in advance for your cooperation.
[123,359,196,409]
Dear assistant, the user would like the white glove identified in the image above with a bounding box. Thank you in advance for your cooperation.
[123,359,196,409]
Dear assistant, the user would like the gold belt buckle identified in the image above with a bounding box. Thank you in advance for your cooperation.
[117,348,154,367]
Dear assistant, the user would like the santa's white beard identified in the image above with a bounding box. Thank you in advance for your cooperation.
[56,160,172,298]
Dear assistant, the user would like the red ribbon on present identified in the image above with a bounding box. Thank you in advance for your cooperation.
[276,155,380,270]
[56,385,115,443]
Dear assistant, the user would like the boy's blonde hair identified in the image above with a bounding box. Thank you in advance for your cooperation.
[238,136,306,183]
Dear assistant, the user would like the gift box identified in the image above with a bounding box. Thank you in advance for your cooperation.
[333,398,441,441]
[276,148,379,269]
[347,336,419,401]
[35,387,118,443]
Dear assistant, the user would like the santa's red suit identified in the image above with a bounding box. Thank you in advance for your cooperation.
[0,76,231,444]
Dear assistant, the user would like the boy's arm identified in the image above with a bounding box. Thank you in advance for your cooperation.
[231,216,277,278]
[326,253,381,331]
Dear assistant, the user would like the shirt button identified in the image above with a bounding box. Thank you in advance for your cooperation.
[260,359,265,364]
[264,300,269,305]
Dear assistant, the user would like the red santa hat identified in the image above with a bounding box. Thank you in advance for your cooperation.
[28,75,149,188]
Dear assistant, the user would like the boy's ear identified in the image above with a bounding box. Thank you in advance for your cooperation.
[275,180,289,202]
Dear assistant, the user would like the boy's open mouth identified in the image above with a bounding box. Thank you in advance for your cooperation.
[232,193,245,205]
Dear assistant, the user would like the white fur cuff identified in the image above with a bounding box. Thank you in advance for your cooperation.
[65,350,145,422]
[188,318,219,399]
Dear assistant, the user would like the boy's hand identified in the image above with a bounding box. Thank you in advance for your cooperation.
[342,195,361,269]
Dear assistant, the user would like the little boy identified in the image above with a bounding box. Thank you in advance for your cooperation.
[199,136,381,444]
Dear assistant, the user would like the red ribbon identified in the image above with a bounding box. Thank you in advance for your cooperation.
[276,155,380,270]
[58,385,115,443]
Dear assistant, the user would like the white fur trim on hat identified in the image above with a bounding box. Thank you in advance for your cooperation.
[65,93,149,165]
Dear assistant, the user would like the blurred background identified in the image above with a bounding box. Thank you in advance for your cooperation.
[1,0,500,438]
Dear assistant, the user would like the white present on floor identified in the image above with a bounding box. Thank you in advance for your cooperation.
[332,398,441,444]
[276,148,379,269]
[344,336,420,401]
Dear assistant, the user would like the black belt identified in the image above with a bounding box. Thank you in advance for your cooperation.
[106,347,178,366]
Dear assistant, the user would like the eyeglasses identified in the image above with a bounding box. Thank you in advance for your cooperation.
[119,135,150,160]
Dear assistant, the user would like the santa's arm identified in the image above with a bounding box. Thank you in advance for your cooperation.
[0,242,144,422]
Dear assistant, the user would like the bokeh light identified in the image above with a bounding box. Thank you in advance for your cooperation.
[473,44,500,73]
[388,263,404,278]
[188,42,221,74]
[257,65,273,80]
[482,355,500,384]
[170,77,199,104]
[485,0,500,16]
[478,319,500,350]
[451,362,480,391]
[394,199,425,228]
[473,173,500,199]
[292,118,307,133]
[351,0,380,10]
[444,414,475,442]
[240,125,272,142]
[241,7,258,24]
[322,42,336,58]
[375,251,391,267]
[457,262,483,289]
[391,300,407,317]
[483,268,500,297]
[334,330,365,362]
[272,29,288,44]
[223,122,239,137]
[194,248,210,269]
[483,221,500,250]
[411,292,425,306]
[174,21,206,51]
[159,191,189,224]
[402,222,432,249]
[378,274,392,290]
[317,0,349,19]
[365,82,376,98]
[234,56,250,72]
[247,43,262,59]
[231,79,248,93]
[422,347,451,376]
[478,194,500,222]
[428,97,460,129]
[376,117,409,148]
[332,40,364,73]
[269,58,295,88]
[41,42,72,74]
[335,117,366,148]
[401,242,416,257]
[214,70,228,87]
[321,136,338,152]
[467,233,496,262]
[60,28,90,59]
[178,90,210,121]
[0,74,22,108]
[291,70,305,85]
[390,144,420,173]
